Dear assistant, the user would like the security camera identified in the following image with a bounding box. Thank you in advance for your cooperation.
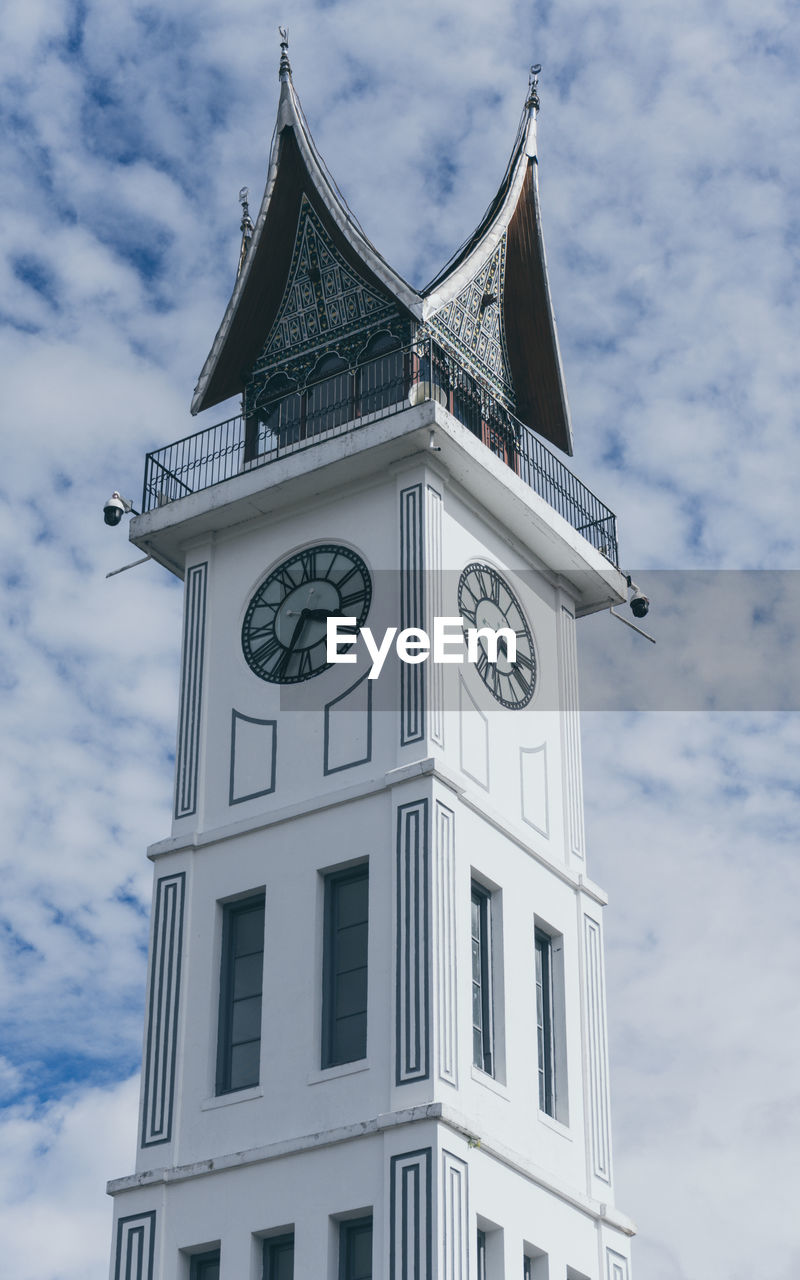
[630,593,650,619]
[625,576,650,619]
[103,491,135,527]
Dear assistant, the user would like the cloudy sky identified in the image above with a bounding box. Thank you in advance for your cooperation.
[1,0,798,1276]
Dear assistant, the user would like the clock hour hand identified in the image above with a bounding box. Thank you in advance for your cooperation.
[285,609,309,653]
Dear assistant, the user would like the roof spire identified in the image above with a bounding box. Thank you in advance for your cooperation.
[526,63,542,113]
[278,26,291,80]
[236,186,254,279]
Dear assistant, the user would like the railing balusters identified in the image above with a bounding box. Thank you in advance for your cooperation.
[141,337,618,564]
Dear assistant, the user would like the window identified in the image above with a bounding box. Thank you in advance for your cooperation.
[524,1258,532,1280]
[476,1229,487,1280]
[322,865,369,1068]
[535,929,555,1114]
[190,1251,220,1280]
[262,1234,294,1280]
[339,1216,372,1280]
[216,894,265,1094]
[471,882,494,1074]
[535,925,567,1122]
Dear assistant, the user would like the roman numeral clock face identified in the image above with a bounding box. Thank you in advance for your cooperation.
[242,544,371,684]
[458,562,536,709]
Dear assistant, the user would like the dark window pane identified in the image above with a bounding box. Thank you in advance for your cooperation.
[235,905,265,956]
[231,994,262,1044]
[323,867,369,1068]
[335,969,368,1018]
[336,921,368,971]
[217,893,265,1094]
[264,1234,294,1280]
[229,1039,260,1091]
[233,952,263,1000]
[340,1218,372,1280]
[336,877,369,928]
[333,1011,367,1063]
[191,1252,220,1280]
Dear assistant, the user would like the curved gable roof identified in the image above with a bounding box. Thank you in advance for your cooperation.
[191,71,421,416]
[423,97,574,456]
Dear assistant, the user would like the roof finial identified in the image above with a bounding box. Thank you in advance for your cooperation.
[279,26,291,80]
[527,63,542,112]
[237,186,254,279]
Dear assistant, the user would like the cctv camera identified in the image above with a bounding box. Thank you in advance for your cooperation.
[630,594,650,619]
[103,493,126,527]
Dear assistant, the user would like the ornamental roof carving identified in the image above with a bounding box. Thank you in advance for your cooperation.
[252,195,398,374]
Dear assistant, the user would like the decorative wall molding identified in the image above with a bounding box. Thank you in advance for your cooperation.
[429,236,515,409]
[434,802,458,1087]
[426,484,444,747]
[458,675,489,789]
[390,1148,433,1280]
[520,743,550,838]
[175,562,207,820]
[113,1211,156,1280]
[557,605,585,859]
[400,484,425,746]
[441,1151,469,1280]
[229,711,277,804]
[324,672,372,774]
[584,913,612,1182]
[605,1248,629,1280]
[141,872,185,1148]
[396,800,430,1084]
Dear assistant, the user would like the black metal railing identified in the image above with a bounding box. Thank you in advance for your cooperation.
[142,335,619,564]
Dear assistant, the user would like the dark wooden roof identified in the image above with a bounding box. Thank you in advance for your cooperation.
[504,158,573,455]
[192,75,421,416]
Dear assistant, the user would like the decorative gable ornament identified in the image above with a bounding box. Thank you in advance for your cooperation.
[250,195,401,389]
[428,237,515,411]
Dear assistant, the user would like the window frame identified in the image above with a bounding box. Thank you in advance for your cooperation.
[189,1250,220,1280]
[476,1229,487,1280]
[321,863,370,1070]
[534,922,568,1124]
[262,1232,294,1280]
[471,882,494,1076]
[215,892,266,1096]
[535,927,555,1116]
[338,1215,373,1280]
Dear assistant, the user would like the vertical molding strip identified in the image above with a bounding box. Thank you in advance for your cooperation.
[400,484,425,746]
[175,562,207,819]
[396,799,430,1084]
[434,802,458,1086]
[141,872,185,1148]
[557,604,585,859]
[441,1151,469,1280]
[584,913,612,1182]
[390,1148,432,1280]
[114,1211,156,1280]
[426,483,444,747]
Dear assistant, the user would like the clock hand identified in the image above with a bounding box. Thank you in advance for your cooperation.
[286,609,309,652]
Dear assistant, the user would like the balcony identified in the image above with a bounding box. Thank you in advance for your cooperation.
[142,336,619,566]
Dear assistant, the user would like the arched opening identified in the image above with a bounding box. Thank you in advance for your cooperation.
[305,353,352,437]
[357,332,405,416]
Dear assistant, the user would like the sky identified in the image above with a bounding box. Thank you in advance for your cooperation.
[1,0,799,1276]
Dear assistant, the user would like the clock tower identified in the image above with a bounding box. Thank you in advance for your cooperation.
[107,39,635,1280]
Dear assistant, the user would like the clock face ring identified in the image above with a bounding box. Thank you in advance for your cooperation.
[242,543,371,684]
[458,562,536,709]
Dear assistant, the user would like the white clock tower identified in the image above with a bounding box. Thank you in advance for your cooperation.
[107,39,636,1280]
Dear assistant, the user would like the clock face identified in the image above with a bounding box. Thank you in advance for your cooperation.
[242,544,371,684]
[458,562,536,709]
